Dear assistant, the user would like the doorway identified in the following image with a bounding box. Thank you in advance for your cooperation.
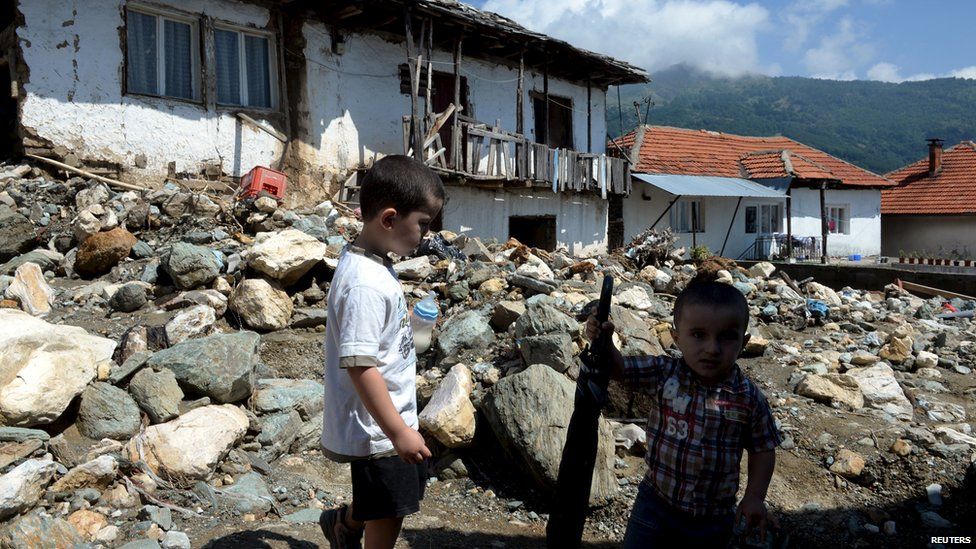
[509,215,556,251]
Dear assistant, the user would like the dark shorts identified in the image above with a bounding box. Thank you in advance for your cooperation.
[350,455,428,522]
[623,480,734,548]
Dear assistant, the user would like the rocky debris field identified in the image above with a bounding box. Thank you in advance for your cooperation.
[0,160,974,548]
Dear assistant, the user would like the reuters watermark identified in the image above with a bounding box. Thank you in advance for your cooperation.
[931,537,972,544]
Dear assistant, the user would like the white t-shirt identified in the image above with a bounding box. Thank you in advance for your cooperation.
[321,245,418,461]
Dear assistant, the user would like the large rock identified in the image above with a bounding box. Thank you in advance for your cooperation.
[807,282,841,307]
[229,279,293,331]
[245,229,327,286]
[513,302,577,338]
[0,310,115,426]
[77,382,142,440]
[218,471,273,515]
[515,254,554,281]
[50,455,118,492]
[0,207,36,263]
[748,262,776,278]
[256,410,303,462]
[436,310,494,357]
[482,364,616,504]
[394,256,433,280]
[126,405,248,480]
[615,286,654,311]
[164,304,217,344]
[109,282,148,313]
[129,368,184,423]
[75,227,137,277]
[0,459,57,520]
[419,364,476,448]
[829,448,865,478]
[0,511,85,548]
[491,301,525,331]
[0,250,61,276]
[847,363,914,420]
[163,243,221,290]
[250,378,323,420]
[146,331,260,403]
[518,333,575,373]
[796,374,864,410]
[4,262,54,316]
[879,335,913,364]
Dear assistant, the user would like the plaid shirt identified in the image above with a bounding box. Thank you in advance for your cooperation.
[624,355,780,516]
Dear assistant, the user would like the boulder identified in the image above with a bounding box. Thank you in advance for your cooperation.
[129,368,184,424]
[75,184,110,209]
[74,227,137,277]
[164,304,217,345]
[109,282,148,313]
[796,374,864,410]
[0,208,36,263]
[518,333,575,373]
[0,250,61,275]
[847,363,914,420]
[515,255,554,281]
[73,209,101,242]
[0,511,85,547]
[513,302,577,338]
[850,350,880,366]
[4,262,54,316]
[748,262,776,278]
[829,448,865,478]
[482,364,616,504]
[245,229,327,286]
[51,455,118,492]
[0,459,57,520]
[67,509,107,541]
[394,256,433,280]
[807,282,841,307]
[418,364,476,448]
[250,378,324,420]
[163,243,221,290]
[256,410,303,462]
[126,405,249,480]
[0,441,43,469]
[615,286,654,311]
[615,423,648,455]
[229,279,293,331]
[0,310,115,426]
[218,471,273,515]
[491,301,525,331]
[915,350,939,369]
[77,382,142,440]
[459,237,491,261]
[879,335,913,364]
[146,331,260,403]
[436,310,494,357]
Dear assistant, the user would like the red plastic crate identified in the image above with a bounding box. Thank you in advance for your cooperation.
[239,166,287,200]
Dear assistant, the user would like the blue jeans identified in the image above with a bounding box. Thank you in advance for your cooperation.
[623,481,734,548]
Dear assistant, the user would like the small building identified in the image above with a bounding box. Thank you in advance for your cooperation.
[611,126,893,260]
[882,139,976,260]
[1,0,645,254]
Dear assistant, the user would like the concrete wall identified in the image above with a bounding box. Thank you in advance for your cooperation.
[791,188,881,257]
[741,260,976,297]
[442,186,608,255]
[16,0,284,178]
[881,215,976,259]
[623,183,882,258]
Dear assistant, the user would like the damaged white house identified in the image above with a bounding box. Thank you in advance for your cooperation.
[2,0,646,254]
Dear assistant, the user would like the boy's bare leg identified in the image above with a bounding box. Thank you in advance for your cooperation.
[364,517,403,549]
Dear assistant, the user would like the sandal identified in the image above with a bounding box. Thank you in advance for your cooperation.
[319,504,364,549]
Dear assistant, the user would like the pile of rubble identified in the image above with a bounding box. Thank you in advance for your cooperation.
[0,160,974,546]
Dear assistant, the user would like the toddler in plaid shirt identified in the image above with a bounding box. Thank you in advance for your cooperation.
[586,280,780,547]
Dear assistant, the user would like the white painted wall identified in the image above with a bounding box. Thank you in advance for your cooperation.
[791,188,881,256]
[623,182,881,258]
[442,186,608,255]
[302,22,607,174]
[881,215,976,258]
[16,0,284,178]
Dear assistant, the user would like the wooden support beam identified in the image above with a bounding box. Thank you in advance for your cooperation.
[542,57,549,147]
[819,182,828,264]
[404,9,422,160]
[586,79,592,153]
[786,187,793,259]
[720,196,743,257]
[452,34,463,170]
[896,279,976,302]
[516,50,524,136]
[236,113,287,143]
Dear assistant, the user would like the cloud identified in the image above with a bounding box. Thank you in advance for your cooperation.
[782,0,849,52]
[803,17,874,80]
[865,62,976,82]
[480,0,772,77]
[949,66,976,79]
[866,62,901,82]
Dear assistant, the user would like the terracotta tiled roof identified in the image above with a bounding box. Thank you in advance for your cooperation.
[882,141,976,215]
[610,126,892,188]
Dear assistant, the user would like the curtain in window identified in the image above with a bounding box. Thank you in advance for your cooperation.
[215,29,240,105]
[164,20,193,99]
[126,11,157,95]
[245,35,271,108]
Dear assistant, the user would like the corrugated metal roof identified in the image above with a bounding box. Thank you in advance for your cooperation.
[633,173,787,198]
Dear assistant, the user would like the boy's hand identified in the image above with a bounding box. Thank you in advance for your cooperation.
[735,494,769,542]
[584,314,615,343]
[392,426,431,464]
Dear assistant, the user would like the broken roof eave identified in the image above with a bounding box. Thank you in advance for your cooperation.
[633,173,787,199]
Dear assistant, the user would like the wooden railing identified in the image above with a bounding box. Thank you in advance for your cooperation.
[404,114,630,197]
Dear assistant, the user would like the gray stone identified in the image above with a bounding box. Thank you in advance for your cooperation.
[251,378,324,420]
[0,250,60,275]
[219,472,274,515]
[256,411,303,462]
[290,308,328,329]
[0,207,36,263]
[0,428,50,443]
[482,364,616,505]
[283,508,323,524]
[519,333,575,373]
[289,415,324,454]
[129,368,184,423]
[131,241,155,259]
[77,382,142,440]
[119,540,162,549]
[436,310,495,357]
[161,531,191,549]
[513,302,577,338]
[0,459,57,520]
[394,256,433,280]
[109,282,148,312]
[146,331,260,403]
[140,505,173,530]
[110,351,152,385]
[507,274,556,295]
[491,301,525,331]
[163,242,222,290]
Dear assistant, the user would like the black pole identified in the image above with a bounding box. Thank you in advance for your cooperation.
[650,194,680,230]
[720,196,743,257]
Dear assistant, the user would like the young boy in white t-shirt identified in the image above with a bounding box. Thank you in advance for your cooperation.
[319,155,444,549]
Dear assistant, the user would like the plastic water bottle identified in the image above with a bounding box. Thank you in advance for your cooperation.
[410,292,439,354]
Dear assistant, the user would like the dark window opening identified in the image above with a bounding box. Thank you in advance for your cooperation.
[430,71,468,165]
[509,215,556,251]
[531,93,573,150]
[608,194,624,250]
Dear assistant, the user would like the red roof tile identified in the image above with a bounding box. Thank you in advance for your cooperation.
[610,126,892,188]
[882,141,976,215]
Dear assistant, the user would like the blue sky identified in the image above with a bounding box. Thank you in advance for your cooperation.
[470,0,976,81]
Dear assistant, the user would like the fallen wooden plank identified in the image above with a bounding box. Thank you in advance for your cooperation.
[236,112,287,143]
[26,154,149,192]
[896,279,976,301]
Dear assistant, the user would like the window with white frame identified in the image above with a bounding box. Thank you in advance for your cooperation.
[745,204,783,234]
[215,26,276,109]
[125,8,200,101]
[827,205,850,234]
[670,200,704,233]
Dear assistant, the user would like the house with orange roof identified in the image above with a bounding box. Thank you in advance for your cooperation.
[882,139,976,259]
[611,125,894,261]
